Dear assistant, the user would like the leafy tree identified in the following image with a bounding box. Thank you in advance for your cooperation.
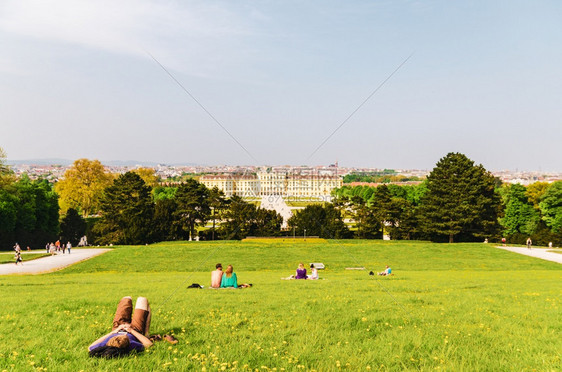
[55,159,114,216]
[526,182,550,210]
[288,203,350,239]
[539,181,562,233]
[153,186,177,201]
[253,208,284,237]
[175,179,210,241]
[219,195,259,240]
[133,168,159,188]
[0,176,59,249]
[60,208,87,246]
[95,172,154,245]
[0,189,18,248]
[351,196,381,239]
[418,152,501,243]
[0,147,15,188]
[500,184,540,236]
[386,198,419,240]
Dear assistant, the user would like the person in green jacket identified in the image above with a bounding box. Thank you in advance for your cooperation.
[220,265,252,288]
[220,265,238,288]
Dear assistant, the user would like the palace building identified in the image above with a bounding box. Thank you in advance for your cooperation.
[200,171,342,198]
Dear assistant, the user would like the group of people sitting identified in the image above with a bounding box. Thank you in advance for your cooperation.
[283,263,319,280]
[211,263,252,289]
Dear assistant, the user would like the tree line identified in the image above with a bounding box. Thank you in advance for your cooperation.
[1,149,561,249]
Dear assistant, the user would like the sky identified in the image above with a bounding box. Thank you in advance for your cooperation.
[1,0,561,171]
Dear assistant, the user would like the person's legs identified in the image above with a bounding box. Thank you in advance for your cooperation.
[131,297,150,335]
[112,296,133,330]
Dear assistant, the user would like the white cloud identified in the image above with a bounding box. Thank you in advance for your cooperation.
[0,0,255,76]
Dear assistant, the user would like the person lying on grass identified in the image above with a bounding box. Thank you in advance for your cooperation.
[89,296,153,358]
[220,265,252,288]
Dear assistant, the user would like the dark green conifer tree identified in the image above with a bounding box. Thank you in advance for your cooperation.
[418,152,501,243]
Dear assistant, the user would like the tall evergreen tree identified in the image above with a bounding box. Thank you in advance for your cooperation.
[153,198,183,241]
[175,179,210,241]
[95,172,154,245]
[418,152,501,242]
[60,208,87,246]
[208,186,228,240]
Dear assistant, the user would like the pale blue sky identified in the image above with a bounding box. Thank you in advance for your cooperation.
[1,0,561,170]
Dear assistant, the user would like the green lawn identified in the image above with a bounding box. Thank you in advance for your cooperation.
[0,252,50,264]
[0,241,560,371]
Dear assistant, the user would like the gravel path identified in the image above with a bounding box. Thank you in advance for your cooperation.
[497,246,562,264]
[0,248,111,275]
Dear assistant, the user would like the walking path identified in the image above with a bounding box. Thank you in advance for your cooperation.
[0,248,111,275]
[497,246,562,264]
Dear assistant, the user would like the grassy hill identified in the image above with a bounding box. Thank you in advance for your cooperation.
[0,240,560,371]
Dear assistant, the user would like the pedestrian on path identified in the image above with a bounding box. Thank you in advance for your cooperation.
[66,241,72,254]
[526,237,532,250]
[14,251,23,266]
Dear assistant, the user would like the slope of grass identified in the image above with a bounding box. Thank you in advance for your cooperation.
[0,240,560,371]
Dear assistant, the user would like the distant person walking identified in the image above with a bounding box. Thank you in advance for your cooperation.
[501,237,506,246]
[67,241,72,254]
[49,243,56,256]
[526,237,532,250]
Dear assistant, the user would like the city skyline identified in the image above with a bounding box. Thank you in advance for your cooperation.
[2,1,561,171]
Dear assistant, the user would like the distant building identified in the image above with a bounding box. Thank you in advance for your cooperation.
[200,171,343,197]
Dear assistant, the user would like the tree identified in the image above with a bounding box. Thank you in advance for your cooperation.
[539,181,562,233]
[370,185,393,234]
[288,203,350,239]
[500,184,540,236]
[60,208,87,246]
[153,198,183,241]
[219,195,256,240]
[133,168,159,188]
[350,196,381,239]
[418,152,501,243]
[0,176,59,249]
[95,172,154,245]
[252,208,284,237]
[175,179,210,241]
[208,186,228,240]
[526,182,550,210]
[0,147,15,188]
[55,159,114,216]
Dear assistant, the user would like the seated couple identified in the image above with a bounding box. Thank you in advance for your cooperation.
[211,263,252,289]
[88,296,177,359]
[283,263,319,280]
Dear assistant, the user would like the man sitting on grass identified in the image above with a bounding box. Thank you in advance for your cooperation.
[211,263,223,288]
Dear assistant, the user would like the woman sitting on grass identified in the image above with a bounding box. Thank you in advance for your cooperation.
[307,264,318,280]
[295,263,307,279]
[220,265,252,288]
[89,296,153,358]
